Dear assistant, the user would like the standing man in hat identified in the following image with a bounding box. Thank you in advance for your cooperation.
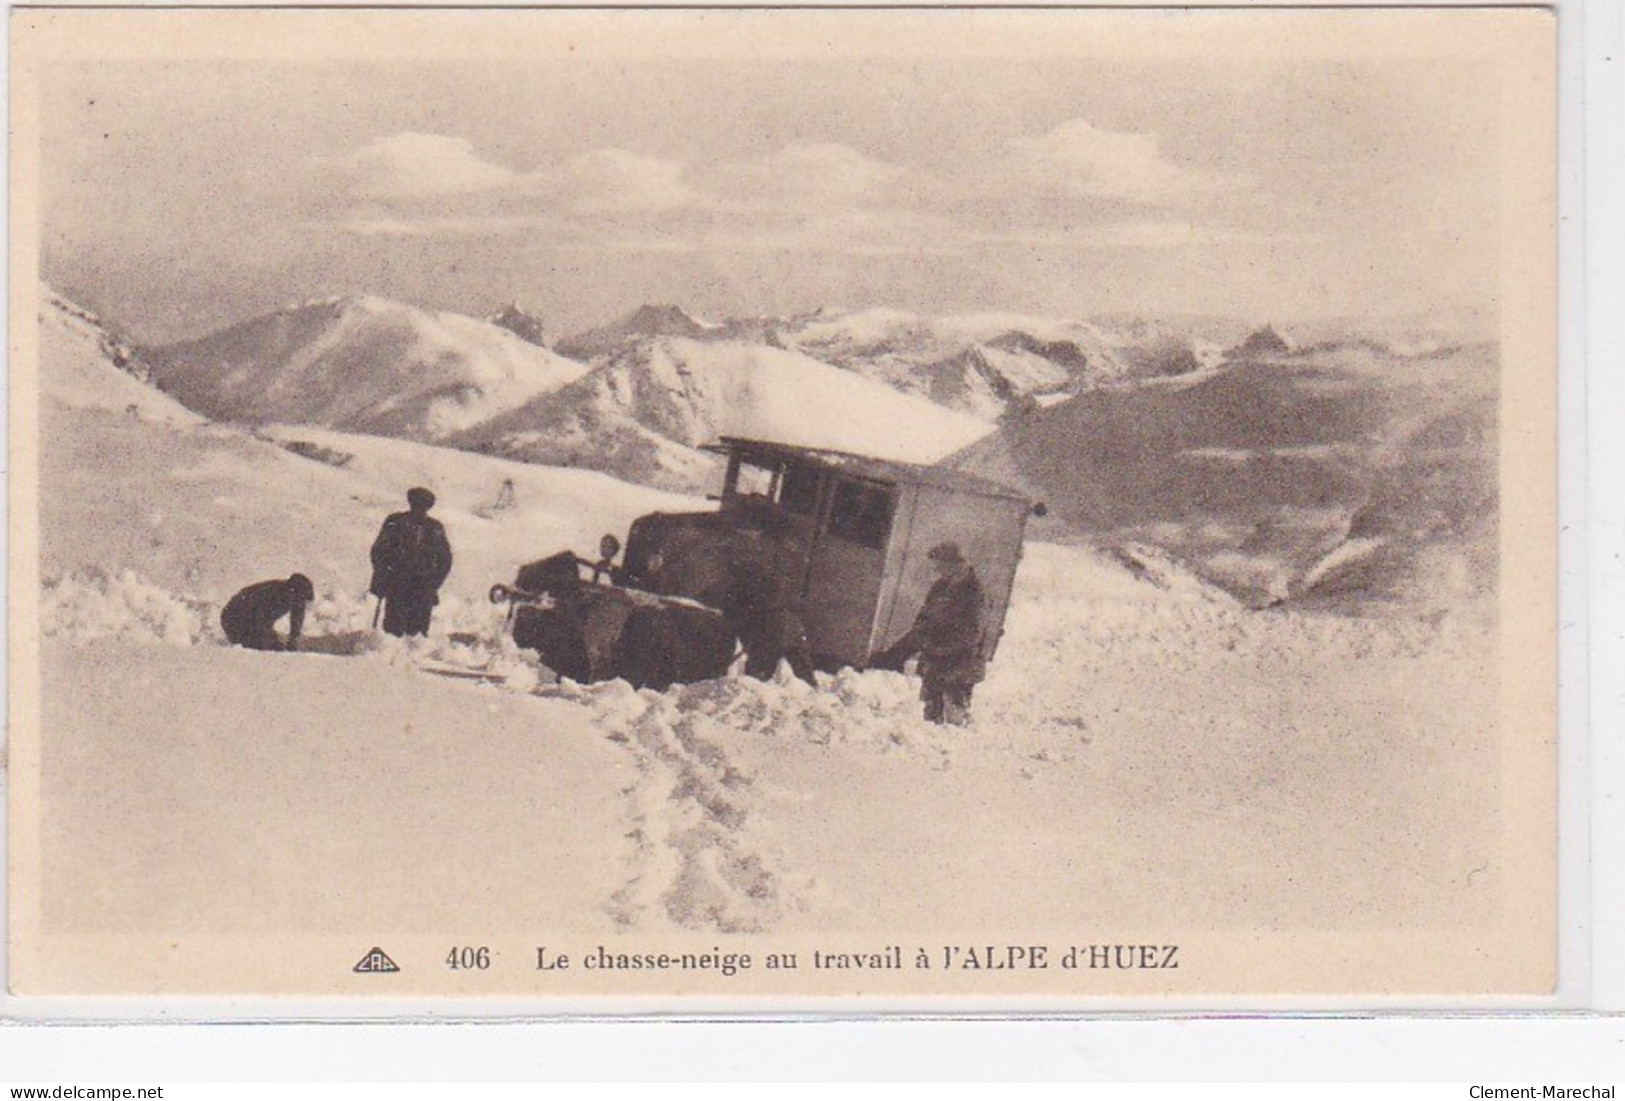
[870,541,986,725]
[369,487,453,637]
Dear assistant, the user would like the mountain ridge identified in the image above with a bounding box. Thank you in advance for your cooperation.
[141,295,589,442]
[449,334,994,492]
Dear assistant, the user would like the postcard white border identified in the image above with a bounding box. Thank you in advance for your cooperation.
[1,0,1620,1078]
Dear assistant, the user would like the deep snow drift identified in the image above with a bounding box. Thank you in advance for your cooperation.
[31,289,1502,945]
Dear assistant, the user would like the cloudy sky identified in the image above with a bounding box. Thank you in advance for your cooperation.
[35,16,1504,344]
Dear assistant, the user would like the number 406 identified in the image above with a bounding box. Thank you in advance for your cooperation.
[446,946,491,970]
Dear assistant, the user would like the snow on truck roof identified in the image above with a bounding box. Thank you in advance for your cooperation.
[709,436,1033,505]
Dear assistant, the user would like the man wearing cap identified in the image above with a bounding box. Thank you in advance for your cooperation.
[369,487,454,637]
[581,533,625,586]
[871,541,987,725]
[221,573,316,652]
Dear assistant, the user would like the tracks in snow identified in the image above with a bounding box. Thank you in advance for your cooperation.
[566,683,799,934]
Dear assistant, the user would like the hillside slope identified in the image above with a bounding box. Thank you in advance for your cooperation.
[450,336,993,492]
[952,342,1498,611]
[38,290,696,612]
[143,295,588,442]
[40,288,203,426]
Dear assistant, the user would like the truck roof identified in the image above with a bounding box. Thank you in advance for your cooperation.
[708,435,1034,505]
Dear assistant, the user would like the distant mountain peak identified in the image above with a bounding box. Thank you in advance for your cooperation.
[292,293,393,314]
[488,302,547,347]
[142,296,588,441]
[1231,324,1293,356]
[625,303,710,332]
[555,303,719,360]
[985,330,1093,374]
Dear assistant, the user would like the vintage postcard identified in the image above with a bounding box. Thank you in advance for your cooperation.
[7,7,1557,1003]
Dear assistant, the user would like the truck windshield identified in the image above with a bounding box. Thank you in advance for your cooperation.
[734,459,776,498]
[826,478,894,549]
[779,464,821,517]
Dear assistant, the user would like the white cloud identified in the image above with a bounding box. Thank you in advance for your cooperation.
[342,132,518,199]
[1006,120,1245,205]
[327,136,699,232]
[718,143,906,210]
[553,149,696,214]
[966,219,1316,250]
[333,213,541,238]
[584,208,962,256]
[334,217,433,238]
[321,131,1267,258]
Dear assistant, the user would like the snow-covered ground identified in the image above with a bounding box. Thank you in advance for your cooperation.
[27,289,1502,960]
[38,541,1497,939]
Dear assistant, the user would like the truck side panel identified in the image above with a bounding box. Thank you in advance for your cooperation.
[800,474,893,668]
[869,484,921,657]
[871,488,1029,664]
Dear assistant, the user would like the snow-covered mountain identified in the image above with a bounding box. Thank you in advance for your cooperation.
[79,279,1500,615]
[41,287,199,424]
[951,342,1499,612]
[36,285,699,613]
[449,335,994,492]
[554,304,1186,422]
[142,295,589,442]
[1227,323,1295,358]
[555,303,725,361]
[487,302,549,348]
[1285,304,1498,358]
[774,307,1128,418]
[550,303,1265,422]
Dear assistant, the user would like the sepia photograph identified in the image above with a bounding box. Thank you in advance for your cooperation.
[7,7,1558,1001]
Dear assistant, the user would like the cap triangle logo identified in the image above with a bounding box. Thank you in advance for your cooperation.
[352,946,401,973]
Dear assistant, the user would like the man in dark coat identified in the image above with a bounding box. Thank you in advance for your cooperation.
[369,487,453,637]
[221,573,315,652]
[583,533,624,586]
[870,541,986,725]
[733,583,816,686]
[719,533,816,686]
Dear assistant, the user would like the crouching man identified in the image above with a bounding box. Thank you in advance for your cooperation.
[869,542,986,725]
[221,573,316,652]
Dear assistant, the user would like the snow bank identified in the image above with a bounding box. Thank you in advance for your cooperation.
[44,543,1476,742]
[41,568,220,646]
[39,568,536,686]
[544,664,937,754]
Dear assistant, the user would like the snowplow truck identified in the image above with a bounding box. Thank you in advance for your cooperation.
[617,436,1039,674]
